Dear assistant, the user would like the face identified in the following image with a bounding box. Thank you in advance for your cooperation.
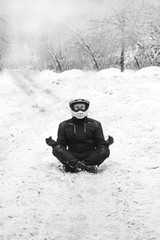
[73,103,86,112]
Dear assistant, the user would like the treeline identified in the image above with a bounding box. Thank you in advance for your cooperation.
[1,1,160,72]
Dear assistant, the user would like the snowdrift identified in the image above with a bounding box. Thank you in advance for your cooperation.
[1,67,160,240]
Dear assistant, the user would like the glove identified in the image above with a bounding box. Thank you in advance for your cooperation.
[105,135,114,146]
[45,136,57,147]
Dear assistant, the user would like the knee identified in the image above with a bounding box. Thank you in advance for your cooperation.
[52,144,64,156]
[99,147,110,158]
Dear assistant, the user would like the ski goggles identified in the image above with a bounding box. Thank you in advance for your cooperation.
[71,103,89,112]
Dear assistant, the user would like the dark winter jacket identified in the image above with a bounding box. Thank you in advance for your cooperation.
[57,117,106,153]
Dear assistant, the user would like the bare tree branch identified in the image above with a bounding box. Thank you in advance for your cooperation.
[47,48,62,72]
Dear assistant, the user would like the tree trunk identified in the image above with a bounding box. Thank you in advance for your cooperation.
[92,56,99,70]
[47,49,62,72]
[55,55,62,72]
[134,56,140,69]
[120,47,125,72]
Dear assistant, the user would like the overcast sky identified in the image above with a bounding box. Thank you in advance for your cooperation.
[6,0,130,34]
[3,0,154,64]
[3,0,157,36]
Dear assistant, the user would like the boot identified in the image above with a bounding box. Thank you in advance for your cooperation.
[76,161,97,173]
[62,164,78,173]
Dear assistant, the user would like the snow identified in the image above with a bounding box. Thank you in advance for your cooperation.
[1,67,160,240]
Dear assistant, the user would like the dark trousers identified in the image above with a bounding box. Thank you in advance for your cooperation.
[52,144,110,168]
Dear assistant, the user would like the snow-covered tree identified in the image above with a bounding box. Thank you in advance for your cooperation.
[134,3,160,68]
[95,4,141,71]
[0,9,8,70]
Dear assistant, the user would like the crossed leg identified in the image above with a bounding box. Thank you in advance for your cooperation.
[52,144,110,171]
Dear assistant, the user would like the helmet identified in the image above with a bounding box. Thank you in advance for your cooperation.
[69,99,90,119]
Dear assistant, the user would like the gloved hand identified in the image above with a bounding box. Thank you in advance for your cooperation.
[105,135,114,146]
[45,136,57,147]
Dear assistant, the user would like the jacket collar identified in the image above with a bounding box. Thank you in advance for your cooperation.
[72,117,88,125]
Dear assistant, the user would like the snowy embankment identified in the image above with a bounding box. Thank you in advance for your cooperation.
[1,67,160,240]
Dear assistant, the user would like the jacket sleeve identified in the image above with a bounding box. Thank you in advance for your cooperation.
[94,122,106,148]
[56,122,67,148]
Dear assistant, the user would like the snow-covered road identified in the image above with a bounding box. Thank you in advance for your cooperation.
[1,67,160,240]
